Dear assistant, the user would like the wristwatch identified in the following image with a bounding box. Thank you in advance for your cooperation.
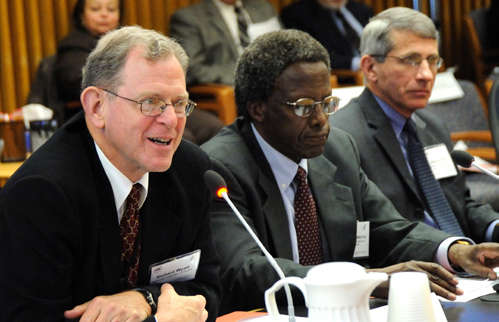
[133,288,157,315]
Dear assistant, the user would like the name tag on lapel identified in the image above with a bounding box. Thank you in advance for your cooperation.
[424,144,458,180]
[353,221,369,258]
[149,249,201,284]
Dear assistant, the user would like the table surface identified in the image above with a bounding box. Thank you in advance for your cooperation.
[0,161,23,187]
[277,296,499,321]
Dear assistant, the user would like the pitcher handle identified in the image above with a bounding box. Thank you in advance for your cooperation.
[264,277,308,321]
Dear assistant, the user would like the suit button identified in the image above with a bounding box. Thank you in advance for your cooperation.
[414,209,424,219]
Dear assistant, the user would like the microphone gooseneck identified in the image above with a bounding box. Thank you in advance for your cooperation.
[204,170,296,322]
[450,150,499,180]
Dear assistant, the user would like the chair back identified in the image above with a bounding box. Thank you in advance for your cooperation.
[426,80,495,161]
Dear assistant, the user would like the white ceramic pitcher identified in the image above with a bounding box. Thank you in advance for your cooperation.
[265,262,388,322]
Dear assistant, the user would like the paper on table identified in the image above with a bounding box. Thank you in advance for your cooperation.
[440,274,499,302]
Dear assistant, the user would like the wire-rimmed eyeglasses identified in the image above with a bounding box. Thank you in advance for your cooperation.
[101,88,196,117]
[370,54,443,71]
[274,95,341,117]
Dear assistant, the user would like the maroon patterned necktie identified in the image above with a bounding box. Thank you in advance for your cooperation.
[294,167,323,266]
[120,183,142,288]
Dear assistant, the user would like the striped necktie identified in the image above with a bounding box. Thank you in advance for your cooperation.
[235,5,250,48]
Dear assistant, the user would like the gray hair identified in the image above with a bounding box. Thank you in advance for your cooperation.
[234,29,330,119]
[360,7,439,58]
[81,25,188,91]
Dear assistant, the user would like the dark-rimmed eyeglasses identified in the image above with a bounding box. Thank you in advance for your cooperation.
[101,88,196,117]
[370,54,443,71]
[274,95,341,117]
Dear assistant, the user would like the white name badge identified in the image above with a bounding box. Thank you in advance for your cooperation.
[149,249,200,284]
[247,17,281,41]
[353,221,369,259]
[424,144,458,180]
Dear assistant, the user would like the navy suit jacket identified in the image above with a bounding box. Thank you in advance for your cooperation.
[330,88,499,242]
[202,117,451,313]
[0,112,221,321]
[281,0,373,69]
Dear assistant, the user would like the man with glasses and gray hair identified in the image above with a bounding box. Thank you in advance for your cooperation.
[331,8,499,251]
[0,26,221,322]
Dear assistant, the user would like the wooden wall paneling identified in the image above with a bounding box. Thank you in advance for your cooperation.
[0,0,16,113]
[11,0,31,111]
[24,0,43,81]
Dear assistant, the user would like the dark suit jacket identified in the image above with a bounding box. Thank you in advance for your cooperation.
[0,112,221,321]
[281,0,373,69]
[201,117,451,313]
[330,88,499,242]
[169,0,279,85]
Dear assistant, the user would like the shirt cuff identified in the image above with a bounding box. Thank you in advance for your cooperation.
[435,236,474,272]
[485,220,499,241]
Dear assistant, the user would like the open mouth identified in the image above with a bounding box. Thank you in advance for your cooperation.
[148,138,172,146]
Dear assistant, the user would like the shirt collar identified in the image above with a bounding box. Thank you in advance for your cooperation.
[95,142,148,221]
[373,94,412,138]
[251,122,308,191]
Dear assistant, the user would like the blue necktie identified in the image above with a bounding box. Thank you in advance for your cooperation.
[404,119,463,236]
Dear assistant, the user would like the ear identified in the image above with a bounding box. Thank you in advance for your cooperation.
[360,55,378,83]
[81,86,105,129]
[247,100,266,123]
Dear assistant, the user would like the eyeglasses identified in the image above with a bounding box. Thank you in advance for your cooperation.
[101,88,196,117]
[274,95,341,117]
[371,54,443,71]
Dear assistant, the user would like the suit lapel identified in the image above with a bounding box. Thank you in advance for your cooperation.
[308,156,357,261]
[204,0,239,59]
[239,121,294,260]
[359,90,422,203]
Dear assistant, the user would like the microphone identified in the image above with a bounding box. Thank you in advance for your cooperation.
[204,170,296,322]
[450,150,499,180]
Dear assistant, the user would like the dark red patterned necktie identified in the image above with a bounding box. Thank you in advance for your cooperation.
[120,183,142,288]
[294,167,323,266]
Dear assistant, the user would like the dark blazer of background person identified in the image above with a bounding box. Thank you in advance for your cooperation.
[0,112,221,321]
[330,88,499,242]
[201,117,452,313]
[169,0,279,86]
[281,0,373,70]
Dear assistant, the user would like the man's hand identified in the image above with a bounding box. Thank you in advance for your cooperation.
[368,261,463,300]
[63,290,150,322]
[154,283,208,322]
[449,242,499,279]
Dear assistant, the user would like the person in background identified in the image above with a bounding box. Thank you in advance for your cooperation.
[0,26,220,322]
[281,0,373,71]
[169,0,280,86]
[55,0,122,122]
[330,7,499,243]
[201,28,499,314]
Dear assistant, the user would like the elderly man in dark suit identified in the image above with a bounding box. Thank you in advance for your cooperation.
[281,0,373,70]
[330,7,499,243]
[201,29,499,315]
[169,0,280,86]
[0,26,220,322]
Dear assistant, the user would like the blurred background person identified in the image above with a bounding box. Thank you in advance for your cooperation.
[169,0,280,86]
[281,0,373,71]
[55,0,122,122]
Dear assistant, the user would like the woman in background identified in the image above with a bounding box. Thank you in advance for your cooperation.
[55,0,122,122]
